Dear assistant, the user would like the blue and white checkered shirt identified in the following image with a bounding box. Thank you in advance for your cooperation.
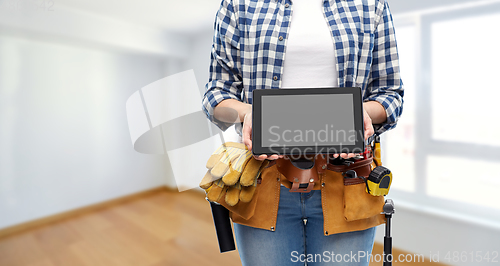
[202,0,404,135]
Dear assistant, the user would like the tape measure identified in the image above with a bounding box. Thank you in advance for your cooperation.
[366,166,392,196]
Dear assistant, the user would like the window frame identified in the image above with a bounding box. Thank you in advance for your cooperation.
[382,2,500,225]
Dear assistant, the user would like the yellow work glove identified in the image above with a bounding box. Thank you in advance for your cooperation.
[199,142,268,206]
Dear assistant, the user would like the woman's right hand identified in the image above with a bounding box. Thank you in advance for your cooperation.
[214,99,282,161]
[242,112,282,161]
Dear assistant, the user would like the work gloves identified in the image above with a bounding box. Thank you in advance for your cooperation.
[200,142,268,206]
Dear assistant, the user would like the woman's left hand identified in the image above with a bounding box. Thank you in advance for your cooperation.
[363,108,375,141]
[335,106,375,159]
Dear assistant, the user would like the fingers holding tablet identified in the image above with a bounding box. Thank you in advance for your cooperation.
[363,108,375,140]
[243,112,282,161]
[242,112,253,151]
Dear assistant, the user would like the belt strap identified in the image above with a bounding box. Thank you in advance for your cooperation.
[327,157,373,178]
[275,155,327,193]
[268,152,374,192]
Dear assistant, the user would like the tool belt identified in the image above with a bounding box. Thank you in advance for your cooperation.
[275,154,328,192]
[272,136,391,196]
[273,151,373,193]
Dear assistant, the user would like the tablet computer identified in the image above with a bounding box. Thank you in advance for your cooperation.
[252,87,365,156]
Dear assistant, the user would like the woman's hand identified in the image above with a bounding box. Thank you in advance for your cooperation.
[363,108,375,141]
[335,103,378,159]
[242,112,283,161]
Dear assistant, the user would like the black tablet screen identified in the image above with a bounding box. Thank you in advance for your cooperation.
[252,87,364,156]
[261,94,356,148]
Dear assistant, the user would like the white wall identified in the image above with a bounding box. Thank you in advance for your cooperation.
[182,27,214,98]
[0,34,177,229]
[0,4,193,229]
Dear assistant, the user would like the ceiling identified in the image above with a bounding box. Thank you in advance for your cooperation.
[55,0,223,33]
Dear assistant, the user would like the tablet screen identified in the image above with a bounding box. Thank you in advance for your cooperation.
[261,94,355,147]
[252,87,364,156]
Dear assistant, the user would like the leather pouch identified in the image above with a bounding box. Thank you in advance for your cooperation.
[219,164,279,221]
[328,156,384,222]
[343,178,384,221]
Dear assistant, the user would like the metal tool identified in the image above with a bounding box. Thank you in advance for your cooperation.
[383,199,395,266]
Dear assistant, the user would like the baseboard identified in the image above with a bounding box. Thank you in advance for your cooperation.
[0,186,171,238]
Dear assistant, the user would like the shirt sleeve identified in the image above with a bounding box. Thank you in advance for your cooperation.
[202,0,244,131]
[366,0,404,135]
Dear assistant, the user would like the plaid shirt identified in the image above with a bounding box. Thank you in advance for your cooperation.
[202,0,404,135]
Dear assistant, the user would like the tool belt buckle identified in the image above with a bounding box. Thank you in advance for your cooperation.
[276,155,327,193]
[289,175,315,193]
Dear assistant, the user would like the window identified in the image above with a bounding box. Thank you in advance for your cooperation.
[431,13,500,147]
[383,3,500,222]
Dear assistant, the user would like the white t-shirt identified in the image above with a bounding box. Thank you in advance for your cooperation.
[281,0,338,89]
[235,0,339,142]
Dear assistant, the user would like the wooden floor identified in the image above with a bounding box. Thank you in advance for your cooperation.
[0,188,446,266]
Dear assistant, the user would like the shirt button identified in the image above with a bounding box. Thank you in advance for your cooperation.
[285,3,289,8]
[279,36,284,41]
[273,76,278,81]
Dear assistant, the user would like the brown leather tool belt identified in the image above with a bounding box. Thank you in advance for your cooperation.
[275,154,326,192]
[268,148,373,193]
[328,155,373,187]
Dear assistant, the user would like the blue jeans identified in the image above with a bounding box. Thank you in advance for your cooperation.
[234,186,376,266]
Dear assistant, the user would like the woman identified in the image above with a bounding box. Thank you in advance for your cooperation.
[202,0,404,265]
